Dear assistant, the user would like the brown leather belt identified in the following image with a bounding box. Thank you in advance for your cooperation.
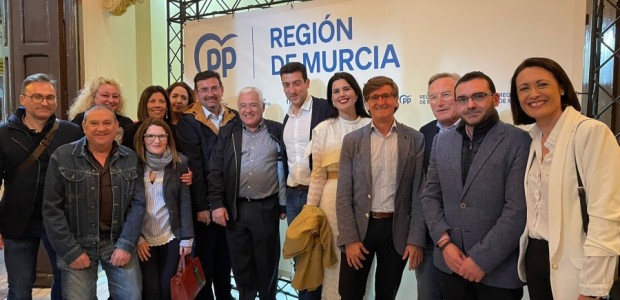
[370,211,394,219]
[287,185,309,192]
[327,171,338,180]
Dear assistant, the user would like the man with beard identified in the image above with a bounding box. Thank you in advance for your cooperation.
[422,71,530,300]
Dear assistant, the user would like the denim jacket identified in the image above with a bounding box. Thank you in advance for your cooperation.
[43,137,146,265]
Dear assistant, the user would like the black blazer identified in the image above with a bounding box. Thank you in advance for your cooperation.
[141,155,193,241]
[420,119,439,173]
[282,97,334,169]
[207,119,287,219]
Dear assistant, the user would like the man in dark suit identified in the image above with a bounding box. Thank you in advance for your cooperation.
[280,62,333,223]
[176,70,238,300]
[417,72,461,300]
[419,73,461,173]
[422,71,530,300]
[280,62,333,300]
[336,76,426,300]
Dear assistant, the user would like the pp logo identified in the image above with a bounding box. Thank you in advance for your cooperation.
[399,95,412,104]
[194,33,238,77]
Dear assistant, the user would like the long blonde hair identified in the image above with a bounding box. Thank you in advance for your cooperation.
[68,77,126,119]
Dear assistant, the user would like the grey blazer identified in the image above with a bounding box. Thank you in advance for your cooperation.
[336,122,427,255]
[422,121,530,289]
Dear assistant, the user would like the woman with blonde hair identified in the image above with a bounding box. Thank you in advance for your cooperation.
[68,77,133,128]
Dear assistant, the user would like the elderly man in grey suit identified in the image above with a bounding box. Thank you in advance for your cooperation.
[336,76,426,300]
[422,71,530,300]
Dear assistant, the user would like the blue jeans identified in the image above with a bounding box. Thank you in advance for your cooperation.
[4,232,62,300]
[57,239,141,300]
[286,188,308,225]
[414,247,444,300]
[285,188,321,300]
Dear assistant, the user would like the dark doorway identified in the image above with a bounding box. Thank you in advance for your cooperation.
[4,0,79,120]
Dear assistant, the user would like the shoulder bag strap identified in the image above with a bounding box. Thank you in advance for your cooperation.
[575,119,589,234]
[15,119,60,176]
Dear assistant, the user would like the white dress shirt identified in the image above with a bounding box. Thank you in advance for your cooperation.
[283,94,313,186]
[369,121,398,212]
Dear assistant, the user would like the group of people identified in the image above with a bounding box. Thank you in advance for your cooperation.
[0,57,617,300]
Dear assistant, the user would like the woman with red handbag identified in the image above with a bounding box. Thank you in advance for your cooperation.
[133,118,194,300]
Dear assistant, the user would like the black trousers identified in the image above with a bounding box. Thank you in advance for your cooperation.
[440,271,523,300]
[525,238,554,300]
[338,218,406,300]
[139,238,181,300]
[194,220,233,300]
[226,195,280,300]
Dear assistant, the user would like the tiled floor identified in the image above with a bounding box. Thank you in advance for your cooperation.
[0,248,300,300]
[0,249,110,300]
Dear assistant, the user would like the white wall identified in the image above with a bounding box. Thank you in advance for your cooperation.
[80,1,139,119]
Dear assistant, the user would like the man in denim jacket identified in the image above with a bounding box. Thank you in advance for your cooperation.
[43,105,146,300]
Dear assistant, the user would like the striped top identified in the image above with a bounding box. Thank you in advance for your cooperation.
[142,167,174,246]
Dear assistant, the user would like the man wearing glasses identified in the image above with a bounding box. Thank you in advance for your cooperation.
[420,73,461,173]
[0,73,82,299]
[422,71,530,299]
[336,76,427,299]
[175,70,238,300]
[415,72,463,300]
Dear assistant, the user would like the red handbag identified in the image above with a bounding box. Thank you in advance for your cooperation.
[170,254,206,300]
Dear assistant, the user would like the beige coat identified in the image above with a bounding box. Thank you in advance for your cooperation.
[517,107,620,298]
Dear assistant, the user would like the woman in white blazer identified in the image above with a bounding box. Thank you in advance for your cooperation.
[510,57,620,300]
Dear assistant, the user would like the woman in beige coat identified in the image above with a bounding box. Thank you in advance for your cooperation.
[510,57,620,299]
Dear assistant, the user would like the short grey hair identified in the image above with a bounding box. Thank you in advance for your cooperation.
[22,73,56,94]
[238,86,265,108]
[427,73,461,87]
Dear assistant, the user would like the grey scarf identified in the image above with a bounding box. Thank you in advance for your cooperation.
[145,148,172,171]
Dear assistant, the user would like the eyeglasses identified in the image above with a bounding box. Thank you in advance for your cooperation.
[455,92,492,105]
[197,86,221,95]
[143,134,168,142]
[368,93,394,103]
[23,94,57,103]
[428,92,454,104]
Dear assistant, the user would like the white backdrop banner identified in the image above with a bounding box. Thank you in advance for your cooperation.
[184,1,585,298]
[184,0,585,129]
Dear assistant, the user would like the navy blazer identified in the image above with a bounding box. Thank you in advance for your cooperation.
[419,119,439,173]
[283,97,334,170]
[282,96,334,140]
[422,120,530,289]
